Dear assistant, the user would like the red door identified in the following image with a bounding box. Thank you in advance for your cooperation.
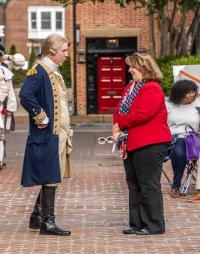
[98,56,126,114]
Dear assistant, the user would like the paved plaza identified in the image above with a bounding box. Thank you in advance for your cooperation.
[0,123,200,254]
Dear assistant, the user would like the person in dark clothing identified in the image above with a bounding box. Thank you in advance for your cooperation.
[19,33,72,236]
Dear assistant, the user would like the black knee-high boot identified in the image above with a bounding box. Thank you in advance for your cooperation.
[40,186,71,236]
[29,190,42,229]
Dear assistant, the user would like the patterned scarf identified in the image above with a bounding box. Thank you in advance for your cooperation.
[117,79,145,159]
[118,80,145,114]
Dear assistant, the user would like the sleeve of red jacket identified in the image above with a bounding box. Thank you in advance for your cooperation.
[113,83,131,124]
[118,84,164,130]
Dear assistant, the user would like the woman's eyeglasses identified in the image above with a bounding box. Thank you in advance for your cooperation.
[98,136,113,145]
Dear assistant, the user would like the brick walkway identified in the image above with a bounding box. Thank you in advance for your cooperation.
[0,129,200,254]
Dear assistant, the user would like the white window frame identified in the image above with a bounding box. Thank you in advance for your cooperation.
[28,6,65,39]
[0,25,5,37]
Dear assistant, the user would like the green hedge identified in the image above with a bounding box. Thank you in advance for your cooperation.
[12,69,27,87]
[59,57,71,88]
[156,55,200,95]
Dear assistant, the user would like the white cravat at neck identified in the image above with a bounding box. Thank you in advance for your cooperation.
[42,56,58,72]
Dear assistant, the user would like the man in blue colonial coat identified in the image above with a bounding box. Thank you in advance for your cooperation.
[19,33,73,236]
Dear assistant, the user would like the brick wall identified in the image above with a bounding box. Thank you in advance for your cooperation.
[69,1,151,115]
[68,1,194,115]
[5,0,65,55]
[0,5,5,25]
[4,0,194,116]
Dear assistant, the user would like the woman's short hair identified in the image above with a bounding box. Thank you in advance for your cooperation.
[41,33,68,56]
[169,79,198,104]
[125,52,163,83]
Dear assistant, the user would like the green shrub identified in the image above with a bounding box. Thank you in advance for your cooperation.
[9,44,17,54]
[28,47,37,69]
[12,69,27,87]
[59,56,71,88]
[156,55,200,95]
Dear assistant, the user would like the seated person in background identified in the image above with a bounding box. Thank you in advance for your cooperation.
[166,79,200,198]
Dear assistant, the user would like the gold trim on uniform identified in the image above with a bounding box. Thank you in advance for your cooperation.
[26,66,37,76]
[37,60,60,135]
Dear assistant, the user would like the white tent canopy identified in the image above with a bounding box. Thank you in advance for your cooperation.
[173,65,200,85]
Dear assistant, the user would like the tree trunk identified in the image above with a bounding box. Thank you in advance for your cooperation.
[175,13,187,55]
[169,0,180,55]
[194,21,200,54]
[148,13,156,57]
[181,5,200,55]
[159,5,170,56]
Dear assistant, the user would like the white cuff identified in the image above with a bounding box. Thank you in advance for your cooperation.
[41,116,49,124]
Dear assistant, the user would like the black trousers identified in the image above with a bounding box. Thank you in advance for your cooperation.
[124,143,168,234]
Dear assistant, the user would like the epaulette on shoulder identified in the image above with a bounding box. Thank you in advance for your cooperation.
[26,64,38,77]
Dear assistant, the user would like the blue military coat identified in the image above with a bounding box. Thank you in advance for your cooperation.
[19,63,61,187]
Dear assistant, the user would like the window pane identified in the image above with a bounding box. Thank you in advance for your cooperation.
[32,21,37,29]
[56,12,62,30]
[31,12,37,29]
[31,12,36,20]
[41,12,51,29]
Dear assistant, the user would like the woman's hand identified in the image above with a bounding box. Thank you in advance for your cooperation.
[113,131,122,142]
[112,123,121,134]
[112,123,122,141]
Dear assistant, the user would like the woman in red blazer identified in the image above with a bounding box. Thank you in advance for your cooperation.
[113,53,172,235]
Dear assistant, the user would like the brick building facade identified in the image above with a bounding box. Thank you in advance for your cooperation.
[74,1,155,115]
[1,0,194,115]
[0,0,6,45]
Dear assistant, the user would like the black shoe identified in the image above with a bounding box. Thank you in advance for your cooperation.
[123,227,137,234]
[40,186,71,236]
[136,228,151,235]
[40,215,71,236]
[29,212,41,229]
[136,228,164,235]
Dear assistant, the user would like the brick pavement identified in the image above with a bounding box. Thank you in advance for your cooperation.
[0,129,200,254]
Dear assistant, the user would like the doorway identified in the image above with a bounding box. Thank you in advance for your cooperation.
[98,56,125,114]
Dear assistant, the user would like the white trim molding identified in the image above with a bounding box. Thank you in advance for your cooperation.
[0,25,5,37]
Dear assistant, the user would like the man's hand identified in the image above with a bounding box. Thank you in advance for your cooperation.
[6,111,12,117]
[37,124,48,129]
[36,116,49,129]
